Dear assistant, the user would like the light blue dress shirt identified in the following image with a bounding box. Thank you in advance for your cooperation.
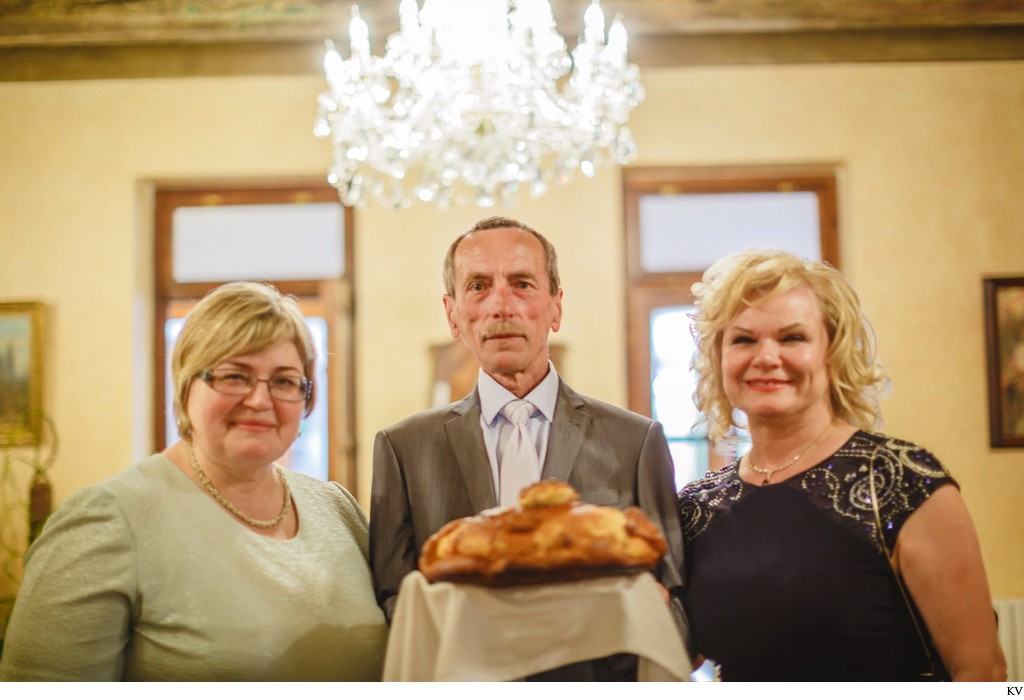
[477,361,560,500]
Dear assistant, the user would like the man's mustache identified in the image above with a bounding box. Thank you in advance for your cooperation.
[482,322,527,340]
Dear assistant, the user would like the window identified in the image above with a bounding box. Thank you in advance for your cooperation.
[154,185,355,488]
[624,166,839,489]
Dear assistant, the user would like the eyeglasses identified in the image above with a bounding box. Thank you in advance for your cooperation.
[199,369,312,403]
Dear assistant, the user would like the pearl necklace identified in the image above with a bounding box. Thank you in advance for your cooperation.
[187,443,292,529]
[747,421,833,486]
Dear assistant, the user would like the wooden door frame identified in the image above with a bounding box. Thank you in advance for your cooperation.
[153,183,356,487]
[623,164,840,418]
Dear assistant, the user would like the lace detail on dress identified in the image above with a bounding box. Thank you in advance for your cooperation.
[678,430,956,552]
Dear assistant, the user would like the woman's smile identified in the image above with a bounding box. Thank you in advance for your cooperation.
[746,377,791,390]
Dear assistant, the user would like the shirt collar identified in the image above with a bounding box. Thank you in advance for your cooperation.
[479,362,560,426]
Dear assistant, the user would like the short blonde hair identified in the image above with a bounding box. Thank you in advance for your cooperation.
[690,250,887,446]
[171,282,316,439]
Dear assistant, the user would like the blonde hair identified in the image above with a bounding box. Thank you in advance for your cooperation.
[171,282,316,439]
[690,250,887,446]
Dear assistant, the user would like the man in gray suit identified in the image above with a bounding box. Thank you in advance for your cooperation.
[370,216,686,680]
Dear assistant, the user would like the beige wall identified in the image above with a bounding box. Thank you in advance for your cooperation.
[1,60,1022,597]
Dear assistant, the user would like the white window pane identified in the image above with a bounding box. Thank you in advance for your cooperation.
[638,191,821,272]
[286,317,329,481]
[650,304,710,491]
[172,202,345,282]
[164,318,185,447]
[650,306,700,438]
[668,440,705,492]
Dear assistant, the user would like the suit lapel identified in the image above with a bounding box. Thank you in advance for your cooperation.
[444,391,497,512]
[542,380,590,483]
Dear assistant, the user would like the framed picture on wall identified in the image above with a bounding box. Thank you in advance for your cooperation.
[983,277,1024,448]
[429,340,566,408]
[0,302,44,446]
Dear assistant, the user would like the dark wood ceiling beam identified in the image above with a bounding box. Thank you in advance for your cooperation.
[0,42,324,82]
[1,1,1021,82]
[2,0,1022,48]
[630,26,1024,66]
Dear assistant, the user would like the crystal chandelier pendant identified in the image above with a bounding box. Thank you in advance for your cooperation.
[315,0,644,209]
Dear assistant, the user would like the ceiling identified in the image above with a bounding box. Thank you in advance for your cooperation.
[2,0,1022,82]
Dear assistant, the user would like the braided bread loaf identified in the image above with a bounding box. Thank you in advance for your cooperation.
[419,480,668,586]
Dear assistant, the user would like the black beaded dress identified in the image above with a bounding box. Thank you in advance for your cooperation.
[678,430,954,681]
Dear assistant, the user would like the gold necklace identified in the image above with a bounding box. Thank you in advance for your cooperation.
[187,443,292,529]
[747,420,834,486]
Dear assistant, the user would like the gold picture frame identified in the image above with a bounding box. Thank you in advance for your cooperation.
[0,302,45,446]
[429,341,566,407]
[983,277,1024,448]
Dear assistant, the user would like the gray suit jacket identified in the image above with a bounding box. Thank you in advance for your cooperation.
[369,379,687,644]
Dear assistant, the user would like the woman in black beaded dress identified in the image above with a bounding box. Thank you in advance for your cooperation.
[678,250,1005,681]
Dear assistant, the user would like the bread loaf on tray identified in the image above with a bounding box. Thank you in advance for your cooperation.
[418,480,668,586]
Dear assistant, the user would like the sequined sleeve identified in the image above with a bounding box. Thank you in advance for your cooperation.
[841,431,958,553]
[677,463,744,545]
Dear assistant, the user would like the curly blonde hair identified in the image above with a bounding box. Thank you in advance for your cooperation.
[690,250,887,446]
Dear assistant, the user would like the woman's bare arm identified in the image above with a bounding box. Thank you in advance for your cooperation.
[894,485,1007,681]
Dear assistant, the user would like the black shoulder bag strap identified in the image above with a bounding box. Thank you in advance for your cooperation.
[867,449,946,681]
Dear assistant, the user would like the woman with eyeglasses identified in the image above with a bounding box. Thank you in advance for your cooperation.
[0,282,387,681]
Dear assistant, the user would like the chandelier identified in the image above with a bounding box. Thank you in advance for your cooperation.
[315,0,644,209]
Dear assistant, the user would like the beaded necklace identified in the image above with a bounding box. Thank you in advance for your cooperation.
[187,443,291,529]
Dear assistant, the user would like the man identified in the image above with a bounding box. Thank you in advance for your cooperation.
[370,216,686,680]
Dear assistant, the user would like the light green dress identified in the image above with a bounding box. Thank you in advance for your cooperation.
[0,454,388,681]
